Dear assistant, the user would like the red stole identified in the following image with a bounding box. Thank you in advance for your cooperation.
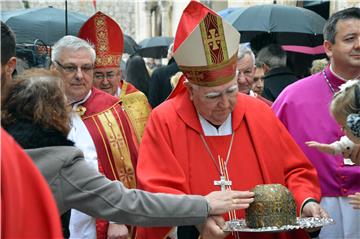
[136,91,320,239]
[81,88,138,238]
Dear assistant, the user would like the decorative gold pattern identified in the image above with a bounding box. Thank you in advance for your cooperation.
[179,53,237,87]
[97,108,136,188]
[122,91,151,144]
[94,14,108,55]
[199,14,228,65]
[94,13,122,67]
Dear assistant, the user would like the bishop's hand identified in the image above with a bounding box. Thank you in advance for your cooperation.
[301,201,329,233]
[198,216,229,239]
[205,190,254,215]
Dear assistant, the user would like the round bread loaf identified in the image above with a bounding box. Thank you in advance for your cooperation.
[245,184,297,228]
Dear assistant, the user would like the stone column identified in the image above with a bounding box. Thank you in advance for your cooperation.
[159,0,172,36]
[145,2,154,38]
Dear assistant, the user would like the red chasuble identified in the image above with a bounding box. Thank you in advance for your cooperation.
[1,128,63,238]
[80,88,138,238]
[136,91,321,239]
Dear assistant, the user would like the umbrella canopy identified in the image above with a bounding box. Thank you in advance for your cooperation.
[124,34,140,55]
[217,7,238,17]
[222,7,246,23]
[1,6,88,45]
[225,4,326,50]
[137,36,174,59]
[230,4,326,35]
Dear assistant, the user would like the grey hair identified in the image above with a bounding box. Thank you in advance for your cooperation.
[237,44,255,66]
[256,44,286,69]
[51,35,96,63]
[323,7,360,44]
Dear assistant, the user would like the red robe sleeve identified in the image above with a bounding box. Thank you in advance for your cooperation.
[136,105,190,238]
[1,128,62,238]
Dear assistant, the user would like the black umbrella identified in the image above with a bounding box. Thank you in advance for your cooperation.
[1,6,88,45]
[228,4,326,48]
[124,34,140,55]
[137,36,174,59]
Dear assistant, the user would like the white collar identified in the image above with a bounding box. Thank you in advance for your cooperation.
[71,90,92,110]
[198,113,232,136]
[116,87,121,97]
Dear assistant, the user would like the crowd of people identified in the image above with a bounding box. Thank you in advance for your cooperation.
[1,2,359,239]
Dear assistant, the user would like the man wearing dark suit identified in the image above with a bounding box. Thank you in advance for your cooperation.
[257,44,297,101]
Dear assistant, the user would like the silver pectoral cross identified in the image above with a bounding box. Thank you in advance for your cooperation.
[214,175,232,191]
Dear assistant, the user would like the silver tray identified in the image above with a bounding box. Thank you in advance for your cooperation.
[223,217,335,232]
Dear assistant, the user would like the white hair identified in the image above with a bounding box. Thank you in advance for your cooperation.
[237,43,255,66]
[51,35,96,63]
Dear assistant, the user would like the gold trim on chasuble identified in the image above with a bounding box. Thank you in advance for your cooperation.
[94,13,121,67]
[119,80,128,103]
[122,92,151,144]
[120,81,151,144]
[94,108,136,188]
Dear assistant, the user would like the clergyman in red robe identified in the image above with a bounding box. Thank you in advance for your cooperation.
[135,2,328,239]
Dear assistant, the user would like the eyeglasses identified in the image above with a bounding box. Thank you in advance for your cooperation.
[94,71,117,81]
[201,84,238,102]
[55,60,93,75]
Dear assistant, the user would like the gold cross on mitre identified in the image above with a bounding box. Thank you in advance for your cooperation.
[205,28,221,50]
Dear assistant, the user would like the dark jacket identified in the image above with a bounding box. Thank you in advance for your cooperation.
[148,58,179,108]
[262,66,298,101]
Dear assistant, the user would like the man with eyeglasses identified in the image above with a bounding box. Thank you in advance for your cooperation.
[135,2,328,239]
[51,35,139,239]
[79,12,151,147]
[236,44,272,106]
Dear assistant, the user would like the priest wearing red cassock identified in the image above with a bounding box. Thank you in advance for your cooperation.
[51,35,138,239]
[135,1,328,239]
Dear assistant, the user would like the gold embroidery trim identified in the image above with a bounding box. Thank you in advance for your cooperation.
[122,91,151,144]
[199,14,228,65]
[92,116,117,178]
[179,54,237,87]
[119,80,128,103]
[94,13,108,56]
[97,109,136,188]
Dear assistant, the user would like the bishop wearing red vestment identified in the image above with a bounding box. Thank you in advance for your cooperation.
[135,1,327,239]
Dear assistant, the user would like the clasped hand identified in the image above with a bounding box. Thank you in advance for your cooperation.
[198,190,254,238]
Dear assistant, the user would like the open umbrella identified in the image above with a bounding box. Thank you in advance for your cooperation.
[124,34,140,55]
[1,6,88,45]
[228,4,326,48]
[137,36,174,59]
[217,7,238,18]
[222,7,246,24]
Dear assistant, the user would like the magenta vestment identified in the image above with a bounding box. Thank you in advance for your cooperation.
[272,66,360,197]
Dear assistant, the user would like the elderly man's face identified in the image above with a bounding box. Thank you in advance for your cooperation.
[54,48,94,103]
[187,78,238,126]
[236,54,255,94]
[93,67,121,96]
